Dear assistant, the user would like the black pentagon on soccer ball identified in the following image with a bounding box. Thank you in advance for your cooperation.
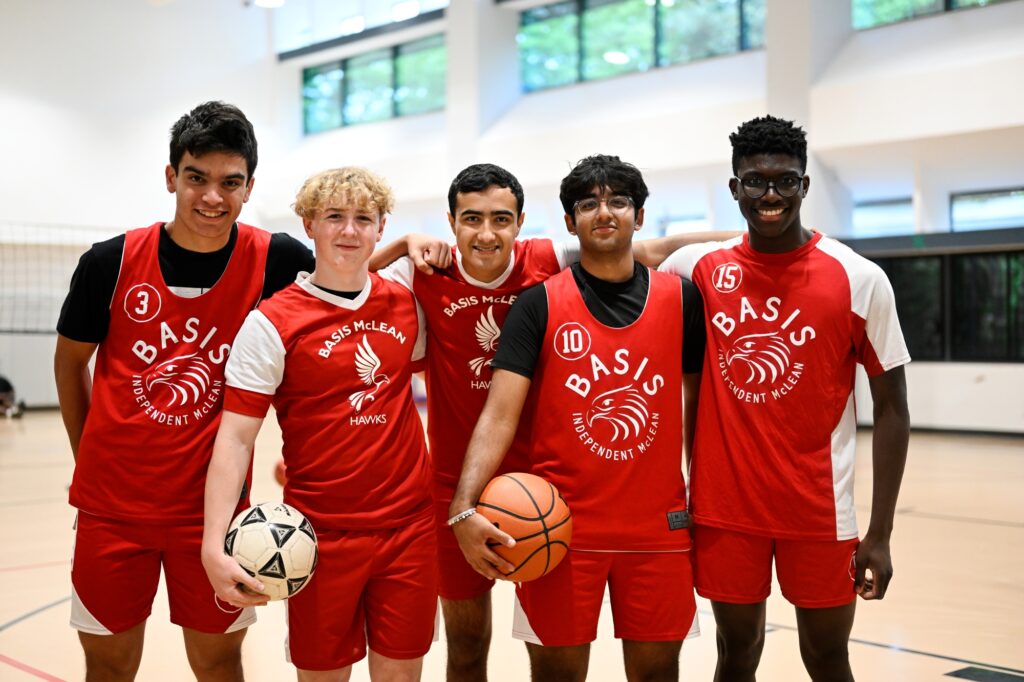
[298,518,316,542]
[258,552,287,579]
[224,528,238,555]
[311,546,319,574]
[240,506,267,526]
[287,575,308,596]
[267,523,297,548]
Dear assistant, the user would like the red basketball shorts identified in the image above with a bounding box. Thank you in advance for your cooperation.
[285,510,439,671]
[512,550,698,647]
[70,512,256,635]
[433,483,494,600]
[692,524,859,608]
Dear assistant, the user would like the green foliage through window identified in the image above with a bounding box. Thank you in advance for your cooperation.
[852,0,1012,30]
[302,35,446,134]
[520,0,765,93]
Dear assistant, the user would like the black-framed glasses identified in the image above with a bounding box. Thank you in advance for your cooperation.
[734,174,805,199]
[573,195,634,216]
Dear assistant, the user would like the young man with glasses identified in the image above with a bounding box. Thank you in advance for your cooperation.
[369,163,718,681]
[660,115,911,681]
[450,155,705,681]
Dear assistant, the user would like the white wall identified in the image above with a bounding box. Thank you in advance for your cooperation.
[1,0,1023,431]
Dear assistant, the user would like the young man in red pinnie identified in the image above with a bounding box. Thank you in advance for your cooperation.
[449,155,705,682]
[55,101,315,682]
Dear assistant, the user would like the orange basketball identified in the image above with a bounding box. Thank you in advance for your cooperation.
[476,472,572,582]
[274,458,287,487]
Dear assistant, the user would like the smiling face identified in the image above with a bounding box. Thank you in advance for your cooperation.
[730,153,810,253]
[449,185,523,282]
[165,151,253,251]
[564,185,643,257]
[304,199,385,277]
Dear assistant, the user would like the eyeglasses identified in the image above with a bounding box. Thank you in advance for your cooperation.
[573,195,635,216]
[734,175,804,199]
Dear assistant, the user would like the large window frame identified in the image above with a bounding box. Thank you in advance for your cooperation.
[517,0,766,93]
[302,34,446,135]
[846,228,1024,363]
[852,0,1015,31]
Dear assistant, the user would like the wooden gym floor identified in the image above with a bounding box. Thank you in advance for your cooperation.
[1,410,1021,681]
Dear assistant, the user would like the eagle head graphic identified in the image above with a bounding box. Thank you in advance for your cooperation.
[585,384,650,443]
[142,352,212,407]
[725,331,791,385]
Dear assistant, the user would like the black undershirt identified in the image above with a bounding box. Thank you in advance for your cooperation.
[57,224,315,343]
[492,262,705,378]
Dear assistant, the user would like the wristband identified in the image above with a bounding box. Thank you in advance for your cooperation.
[447,508,477,527]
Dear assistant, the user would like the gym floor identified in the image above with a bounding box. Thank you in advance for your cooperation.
[1,411,1021,681]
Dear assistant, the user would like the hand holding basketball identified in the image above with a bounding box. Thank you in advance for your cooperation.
[452,509,518,580]
[474,473,572,582]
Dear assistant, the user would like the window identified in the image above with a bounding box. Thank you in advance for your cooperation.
[874,256,944,360]
[519,0,765,93]
[519,3,580,91]
[302,35,446,134]
[343,49,394,125]
[951,253,1024,361]
[852,0,1012,30]
[852,198,915,238]
[865,246,1024,363]
[302,63,344,134]
[394,34,447,116]
[582,0,654,80]
[951,188,1024,232]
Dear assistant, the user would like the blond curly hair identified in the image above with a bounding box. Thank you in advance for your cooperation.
[292,167,395,219]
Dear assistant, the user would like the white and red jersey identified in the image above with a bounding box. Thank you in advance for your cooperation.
[660,232,911,541]
[70,222,270,523]
[224,272,430,531]
[380,239,571,487]
[527,268,689,552]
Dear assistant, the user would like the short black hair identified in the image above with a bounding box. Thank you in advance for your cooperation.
[448,163,525,216]
[730,115,807,174]
[559,154,648,224]
[169,101,258,178]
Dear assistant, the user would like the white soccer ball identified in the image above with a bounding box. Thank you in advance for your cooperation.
[225,501,318,601]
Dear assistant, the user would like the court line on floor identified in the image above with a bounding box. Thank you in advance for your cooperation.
[0,596,70,633]
[763,618,1024,675]
[0,654,65,682]
[898,509,1024,529]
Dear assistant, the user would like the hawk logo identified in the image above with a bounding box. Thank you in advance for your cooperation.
[348,335,390,413]
[142,352,212,407]
[586,384,650,442]
[725,332,792,385]
[468,305,500,377]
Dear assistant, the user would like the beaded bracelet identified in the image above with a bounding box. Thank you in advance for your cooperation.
[446,508,477,527]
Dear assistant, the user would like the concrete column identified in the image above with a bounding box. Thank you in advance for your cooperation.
[445,0,521,175]
[765,0,854,235]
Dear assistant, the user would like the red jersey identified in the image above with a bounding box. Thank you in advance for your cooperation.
[660,232,910,541]
[528,268,689,552]
[224,273,430,531]
[383,239,564,486]
[69,222,270,523]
